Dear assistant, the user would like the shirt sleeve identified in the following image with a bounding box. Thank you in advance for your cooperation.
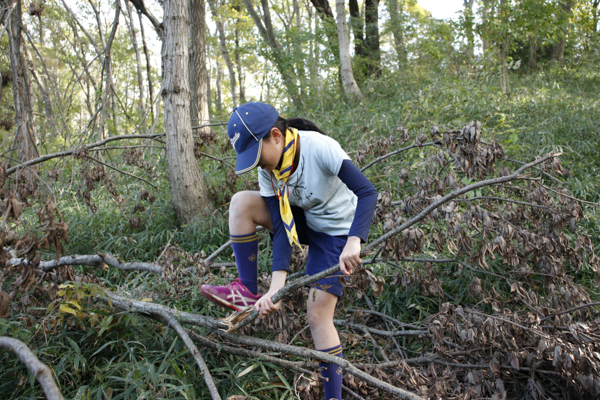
[258,168,276,197]
[337,159,377,242]
[263,195,292,272]
[313,136,351,176]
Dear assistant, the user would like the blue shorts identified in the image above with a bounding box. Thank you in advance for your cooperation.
[292,206,346,297]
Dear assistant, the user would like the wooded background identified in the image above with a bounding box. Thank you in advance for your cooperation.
[0,0,599,399]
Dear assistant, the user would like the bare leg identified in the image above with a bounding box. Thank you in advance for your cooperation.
[306,288,340,349]
[229,191,273,235]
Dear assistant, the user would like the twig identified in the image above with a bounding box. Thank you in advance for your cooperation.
[0,337,64,400]
[360,141,441,172]
[192,122,227,130]
[540,302,600,322]
[468,309,551,339]
[9,254,163,275]
[86,155,158,189]
[535,181,599,206]
[454,196,555,212]
[199,152,234,168]
[155,230,178,263]
[333,320,427,337]
[500,157,566,186]
[347,308,423,330]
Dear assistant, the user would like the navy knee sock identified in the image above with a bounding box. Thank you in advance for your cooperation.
[317,344,343,400]
[230,232,258,295]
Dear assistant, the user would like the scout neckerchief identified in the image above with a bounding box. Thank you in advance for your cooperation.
[271,128,301,249]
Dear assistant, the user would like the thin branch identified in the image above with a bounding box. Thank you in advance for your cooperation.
[535,181,599,206]
[333,320,428,337]
[454,196,556,212]
[540,302,600,322]
[467,309,551,339]
[360,141,441,172]
[0,337,64,400]
[142,304,222,400]
[500,157,566,186]
[9,254,163,275]
[6,133,165,175]
[86,154,157,189]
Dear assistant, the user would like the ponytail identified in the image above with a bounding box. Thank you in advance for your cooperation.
[271,116,326,137]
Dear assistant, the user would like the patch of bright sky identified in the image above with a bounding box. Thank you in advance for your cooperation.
[417,0,465,21]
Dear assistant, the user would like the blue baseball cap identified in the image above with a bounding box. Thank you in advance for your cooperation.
[227,102,279,175]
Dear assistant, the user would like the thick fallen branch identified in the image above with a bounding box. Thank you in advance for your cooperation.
[230,152,559,333]
[0,337,64,400]
[98,291,425,400]
[9,254,163,275]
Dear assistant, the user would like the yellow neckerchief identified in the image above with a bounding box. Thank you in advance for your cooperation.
[271,128,301,249]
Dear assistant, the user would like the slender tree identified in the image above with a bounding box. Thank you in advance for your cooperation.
[335,0,363,99]
[207,0,238,107]
[125,0,146,112]
[5,0,38,165]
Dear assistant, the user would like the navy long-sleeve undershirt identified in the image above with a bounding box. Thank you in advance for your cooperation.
[265,159,377,271]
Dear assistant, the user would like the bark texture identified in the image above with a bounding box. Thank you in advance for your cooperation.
[335,0,363,99]
[162,0,213,224]
[189,0,210,129]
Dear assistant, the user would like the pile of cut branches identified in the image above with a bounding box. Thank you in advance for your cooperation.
[1,123,599,399]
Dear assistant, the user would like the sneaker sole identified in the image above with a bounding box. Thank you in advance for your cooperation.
[203,291,242,312]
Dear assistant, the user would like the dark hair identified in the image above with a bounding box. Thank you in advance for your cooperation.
[266,117,325,140]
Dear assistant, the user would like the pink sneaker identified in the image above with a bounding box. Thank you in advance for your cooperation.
[200,278,261,311]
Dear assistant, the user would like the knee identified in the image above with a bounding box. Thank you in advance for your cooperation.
[306,305,327,331]
[229,191,254,217]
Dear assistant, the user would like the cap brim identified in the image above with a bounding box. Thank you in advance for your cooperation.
[235,138,263,175]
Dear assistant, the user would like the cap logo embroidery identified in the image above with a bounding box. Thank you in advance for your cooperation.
[230,132,240,147]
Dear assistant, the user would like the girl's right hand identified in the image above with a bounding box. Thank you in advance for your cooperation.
[255,290,281,319]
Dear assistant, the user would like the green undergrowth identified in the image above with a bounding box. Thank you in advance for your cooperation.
[2,64,599,399]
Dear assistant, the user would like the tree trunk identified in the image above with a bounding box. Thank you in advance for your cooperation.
[6,0,38,165]
[529,34,537,70]
[349,0,366,58]
[593,0,599,33]
[138,10,155,120]
[162,0,213,224]
[292,0,307,98]
[463,0,475,58]
[387,0,406,63]
[207,0,238,107]
[335,0,363,100]
[189,0,210,130]
[551,0,573,62]
[235,23,246,104]
[364,0,380,71]
[308,0,340,64]
[125,0,146,112]
[216,58,223,111]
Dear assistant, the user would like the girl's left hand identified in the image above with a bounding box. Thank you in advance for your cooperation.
[339,236,362,275]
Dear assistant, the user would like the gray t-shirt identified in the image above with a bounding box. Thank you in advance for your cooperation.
[258,130,357,237]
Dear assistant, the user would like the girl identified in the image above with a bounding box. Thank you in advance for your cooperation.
[201,101,377,400]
